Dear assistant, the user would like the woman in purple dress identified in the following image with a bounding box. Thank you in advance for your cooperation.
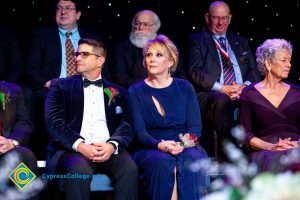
[240,38,300,172]
[128,35,208,200]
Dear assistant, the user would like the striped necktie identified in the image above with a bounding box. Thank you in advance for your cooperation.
[219,37,236,85]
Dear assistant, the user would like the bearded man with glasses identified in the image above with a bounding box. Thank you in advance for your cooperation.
[112,10,186,89]
[187,1,261,161]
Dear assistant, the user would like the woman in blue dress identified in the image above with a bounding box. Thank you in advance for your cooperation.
[128,34,208,200]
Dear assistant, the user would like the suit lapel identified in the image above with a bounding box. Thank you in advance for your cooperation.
[70,75,84,132]
[103,79,115,135]
[204,32,221,67]
[227,34,247,78]
[47,27,62,76]
[103,80,113,131]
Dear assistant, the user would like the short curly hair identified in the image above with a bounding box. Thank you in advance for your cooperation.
[142,34,179,73]
[255,38,292,76]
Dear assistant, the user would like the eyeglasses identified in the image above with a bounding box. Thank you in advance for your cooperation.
[56,6,76,13]
[134,21,153,29]
[210,15,230,22]
[74,52,101,59]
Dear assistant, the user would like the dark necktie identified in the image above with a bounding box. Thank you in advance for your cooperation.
[66,32,76,77]
[219,37,236,85]
[83,79,103,88]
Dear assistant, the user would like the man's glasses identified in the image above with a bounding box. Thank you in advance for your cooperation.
[134,21,153,29]
[210,15,230,22]
[74,52,101,59]
[56,6,76,13]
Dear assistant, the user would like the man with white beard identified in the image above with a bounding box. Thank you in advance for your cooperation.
[112,10,185,88]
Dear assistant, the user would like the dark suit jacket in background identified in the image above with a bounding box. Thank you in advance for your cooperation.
[112,38,186,89]
[44,75,134,174]
[0,81,32,146]
[26,26,109,99]
[0,27,24,84]
[187,30,261,92]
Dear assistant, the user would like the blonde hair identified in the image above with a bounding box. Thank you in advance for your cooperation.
[142,34,179,73]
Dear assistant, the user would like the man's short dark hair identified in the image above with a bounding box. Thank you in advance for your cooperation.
[78,38,107,58]
[55,0,82,12]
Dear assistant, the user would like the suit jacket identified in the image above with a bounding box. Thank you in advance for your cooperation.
[113,38,186,89]
[26,26,108,98]
[0,81,32,146]
[187,31,261,92]
[45,75,134,173]
[0,27,24,84]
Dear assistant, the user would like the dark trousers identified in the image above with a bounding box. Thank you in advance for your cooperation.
[1,146,38,174]
[57,151,138,200]
[198,91,238,161]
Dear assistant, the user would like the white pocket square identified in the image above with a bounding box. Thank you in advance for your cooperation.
[115,106,122,114]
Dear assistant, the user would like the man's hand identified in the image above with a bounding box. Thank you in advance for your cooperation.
[221,82,246,100]
[44,80,52,89]
[91,142,115,163]
[0,136,15,155]
[77,142,101,160]
[220,84,239,97]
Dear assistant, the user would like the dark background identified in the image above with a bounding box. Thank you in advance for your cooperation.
[1,0,300,83]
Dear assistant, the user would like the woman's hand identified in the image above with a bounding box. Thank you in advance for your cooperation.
[169,144,184,156]
[271,138,298,151]
[158,140,183,155]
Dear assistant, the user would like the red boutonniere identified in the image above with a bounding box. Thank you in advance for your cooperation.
[104,87,120,106]
[178,133,200,148]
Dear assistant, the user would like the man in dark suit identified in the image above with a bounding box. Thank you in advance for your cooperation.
[26,0,109,159]
[0,81,37,179]
[45,38,138,200]
[187,1,260,160]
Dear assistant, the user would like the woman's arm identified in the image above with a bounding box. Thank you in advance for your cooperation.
[128,88,160,149]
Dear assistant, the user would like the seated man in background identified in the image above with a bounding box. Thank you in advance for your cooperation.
[187,1,260,160]
[112,9,185,89]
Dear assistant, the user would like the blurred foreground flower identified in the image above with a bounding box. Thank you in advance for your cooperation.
[200,125,300,200]
[0,152,45,200]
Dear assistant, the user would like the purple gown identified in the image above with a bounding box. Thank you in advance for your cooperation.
[240,83,300,172]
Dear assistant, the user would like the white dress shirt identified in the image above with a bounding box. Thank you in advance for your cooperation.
[72,75,118,153]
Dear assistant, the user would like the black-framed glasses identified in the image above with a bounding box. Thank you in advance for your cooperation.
[134,21,153,29]
[209,15,230,22]
[56,6,76,13]
[74,51,101,59]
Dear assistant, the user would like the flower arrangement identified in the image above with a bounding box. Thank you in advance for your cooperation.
[104,87,120,106]
[178,133,200,148]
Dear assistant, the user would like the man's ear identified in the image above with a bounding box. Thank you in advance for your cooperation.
[97,56,105,68]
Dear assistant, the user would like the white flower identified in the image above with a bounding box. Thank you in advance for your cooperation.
[244,172,300,200]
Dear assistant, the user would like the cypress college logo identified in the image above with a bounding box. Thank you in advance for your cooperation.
[8,162,36,190]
